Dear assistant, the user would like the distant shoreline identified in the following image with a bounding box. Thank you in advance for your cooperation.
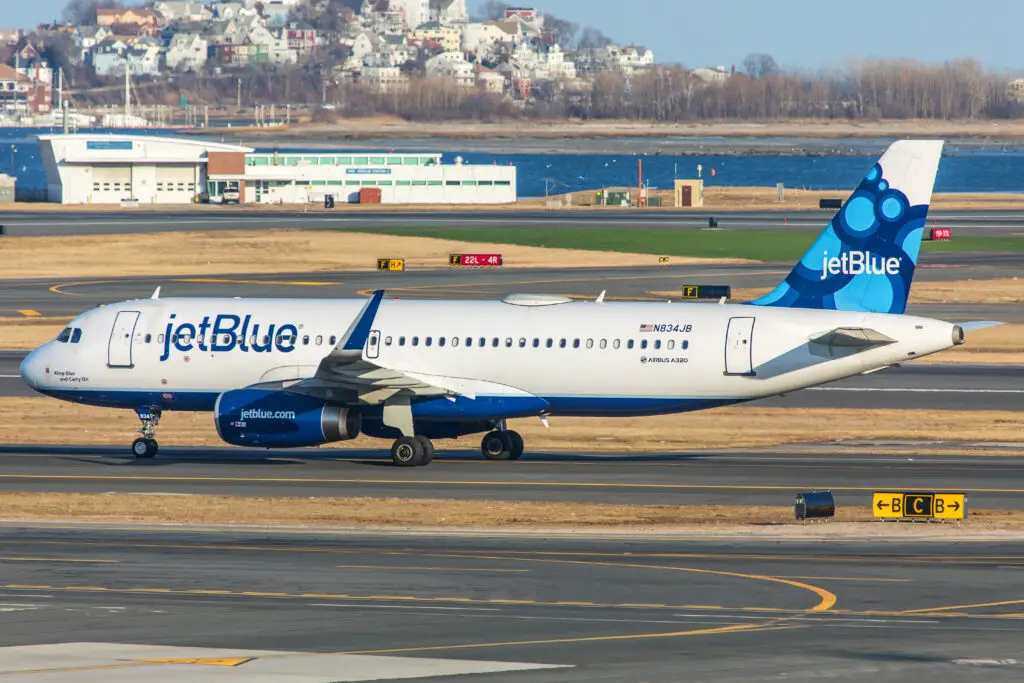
[185,118,1024,155]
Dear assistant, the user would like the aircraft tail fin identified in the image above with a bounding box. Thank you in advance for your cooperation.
[750,140,943,315]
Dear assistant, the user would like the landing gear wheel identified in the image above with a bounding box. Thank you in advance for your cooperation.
[480,430,514,460]
[506,430,524,461]
[132,437,157,459]
[414,436,435,465]
[391,436,425,467]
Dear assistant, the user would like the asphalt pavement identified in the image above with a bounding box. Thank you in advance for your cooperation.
[0,446,1022,509]
[2,256,1023,320]
[2,207,1024,236]
[0,525,1022,682]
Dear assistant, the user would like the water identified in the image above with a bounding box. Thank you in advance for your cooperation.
[2,127,1023,200]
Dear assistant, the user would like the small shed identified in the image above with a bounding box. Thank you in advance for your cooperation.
[674,179,704,208]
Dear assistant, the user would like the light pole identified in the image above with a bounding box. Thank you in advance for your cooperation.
[9,145,15,174]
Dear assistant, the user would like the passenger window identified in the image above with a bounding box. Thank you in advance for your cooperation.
[492,338,499,347]
[466,337,473,347]
[57,328,72,343]
[627,340,635,349]
[654,340,661,350]
[262,335,269,345]
[302,335,310,345]
[425,337,432,347]
[640,340,648,349]
[71,328,82,344]
[330,336,337,345]
[546,338,553,348]
[613,340,621,349]
[586,339,594,349]
[249,335,256,346]
[399,336,406,346]
[599,339,607,349]
[317,335,324,345]
[505,338,513,348]
[452,337,459,348]
[158,334,165,343]
[682,340,690,350]
[171,334,178,343]
[519,338,526,348]
[667,340,675,350]
[559,339,566,348]
[439,337,446,347]
[412,336,419,346]
[479,337,486,347]
[532,338,540,348]
[197,334,205,346]
[572,339,580,349]
[144,333,151,344]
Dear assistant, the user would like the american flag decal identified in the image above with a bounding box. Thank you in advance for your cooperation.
[639,324,654,332]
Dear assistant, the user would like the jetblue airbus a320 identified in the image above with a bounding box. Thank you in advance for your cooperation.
[20,140,995,465]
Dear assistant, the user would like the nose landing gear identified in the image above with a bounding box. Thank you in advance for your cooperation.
[480,429,524,461]
[131,407,161,459]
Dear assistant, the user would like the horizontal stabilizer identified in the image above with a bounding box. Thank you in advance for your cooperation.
[810,327,896,348]
[956,320,1004,332]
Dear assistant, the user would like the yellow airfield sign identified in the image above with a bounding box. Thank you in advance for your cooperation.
[872,492,967,520]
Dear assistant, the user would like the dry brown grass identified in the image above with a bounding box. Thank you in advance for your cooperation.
[0,492,1019,530]
[1,398,1021,451]
[0,229,730,280]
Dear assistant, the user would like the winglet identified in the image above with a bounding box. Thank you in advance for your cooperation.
[151,287,161,300]
[340,289,385,351]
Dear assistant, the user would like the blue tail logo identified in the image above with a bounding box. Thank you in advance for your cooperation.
[751,140,943,315]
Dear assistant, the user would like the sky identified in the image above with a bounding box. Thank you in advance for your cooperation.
[11,0,1024,73]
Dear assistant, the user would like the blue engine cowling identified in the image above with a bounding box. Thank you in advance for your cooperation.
[215,388,361,448]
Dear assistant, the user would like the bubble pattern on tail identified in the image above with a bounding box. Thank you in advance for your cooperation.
[751,161,929,315]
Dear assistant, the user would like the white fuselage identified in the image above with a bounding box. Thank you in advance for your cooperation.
[20,296,958,418]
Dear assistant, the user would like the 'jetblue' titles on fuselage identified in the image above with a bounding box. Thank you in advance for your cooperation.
[160,314,299,361]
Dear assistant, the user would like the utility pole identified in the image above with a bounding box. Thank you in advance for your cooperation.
[124,63,131,124]
[236,77,241,109]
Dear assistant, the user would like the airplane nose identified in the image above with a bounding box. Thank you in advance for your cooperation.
[19,348,44,390]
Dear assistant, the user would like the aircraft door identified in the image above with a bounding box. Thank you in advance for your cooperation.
[366,329,381,359]
[724,317,755,376]
[108,310,140,368]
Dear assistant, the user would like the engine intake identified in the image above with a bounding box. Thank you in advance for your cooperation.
[215,388,360,448]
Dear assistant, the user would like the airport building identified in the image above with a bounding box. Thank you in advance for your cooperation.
[38,134,517,205]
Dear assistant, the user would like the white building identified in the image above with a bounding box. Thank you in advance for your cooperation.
[165,33,208,71]
[462,20,518,56]
[39,134,252,205]
[426,52,474,87]
[361,65,406,92]
[37,135,517,205]
[692,66,730,83]
[237,151,515,204]
[153,1,212,24]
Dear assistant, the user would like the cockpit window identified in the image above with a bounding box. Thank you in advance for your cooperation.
[56,328,72,343]
[70,328,82,344]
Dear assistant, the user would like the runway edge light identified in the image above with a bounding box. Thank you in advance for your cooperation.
[872,492,967,521]
[795,491,835,521]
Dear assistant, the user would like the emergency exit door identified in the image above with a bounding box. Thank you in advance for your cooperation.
[724,317,755,376]
[108,310,140,368]
[366,329,381,359]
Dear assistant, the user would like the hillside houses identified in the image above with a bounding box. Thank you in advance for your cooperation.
[2,1,662,110]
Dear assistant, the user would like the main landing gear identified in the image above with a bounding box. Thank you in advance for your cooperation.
[480,429,524,461]
[131,407,161,459]
[391,435,435,467]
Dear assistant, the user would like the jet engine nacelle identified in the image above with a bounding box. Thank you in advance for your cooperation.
[214,388,361,448]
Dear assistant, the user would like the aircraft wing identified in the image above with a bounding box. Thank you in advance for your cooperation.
[283,290,521,406]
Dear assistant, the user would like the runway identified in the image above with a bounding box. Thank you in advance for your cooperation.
[2,207,1024,236]
[4,353,1021,409]
[0,524,1023,682]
